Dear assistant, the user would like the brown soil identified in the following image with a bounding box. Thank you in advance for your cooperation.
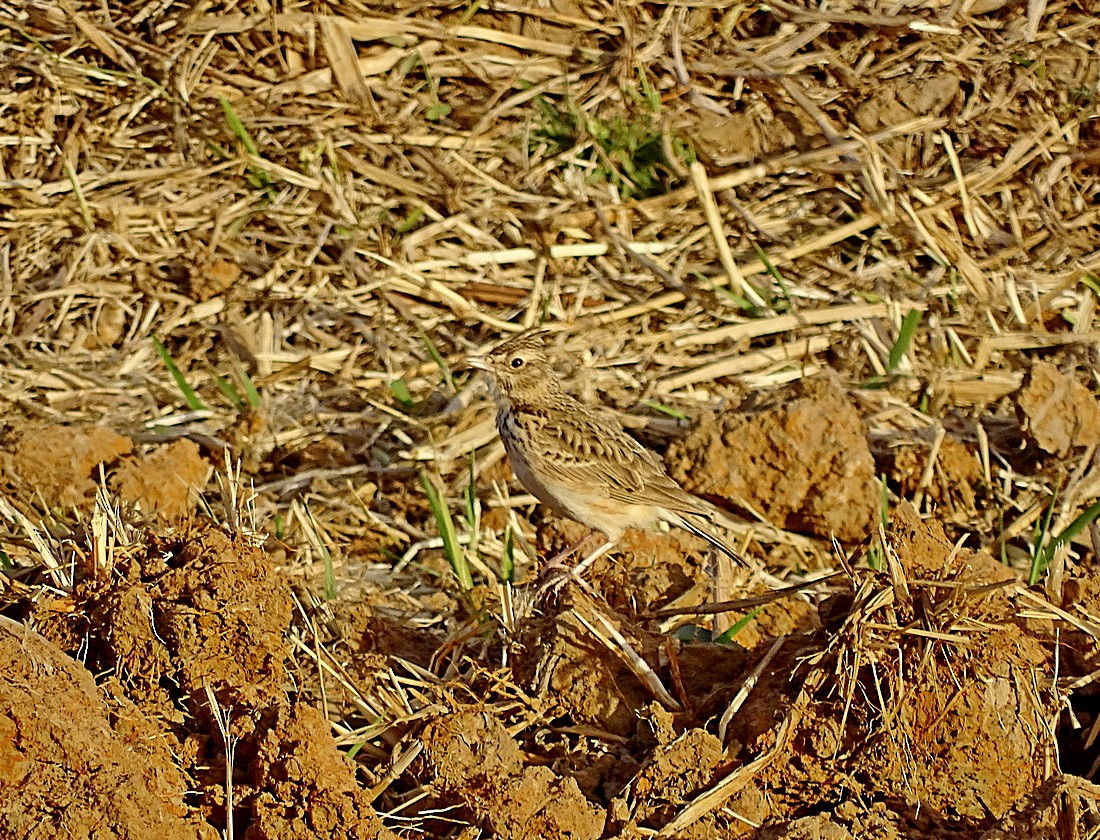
[1019,361,1100,456]
[421,707,605,839]
[0,424,209,516]
[667,380,878,542]
[3,381,1099,838]
[1,462,398,839]
[0,617,216,840]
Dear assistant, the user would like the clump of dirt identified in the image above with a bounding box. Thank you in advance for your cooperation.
[0,618,215,840]
[667,380,877,542]
[510,591,665,736]
[35,520,291,715]
[854,73,961,132]
[892,434,985,520]
[618,727,725,829]
[755,504,1057,831]
[1019,361,1100,456]
[0,424,209,517]
[539,518,715,614]
[244,704,402,840]
[188,257,242,302]
[694,98,824,162]
[978,774,1100,839]
[1,424,132,508]
[420,706,605,840]
[2,511,407,839]
[758,815,855,840]
[335,599,445,671]
[112,438,211,518]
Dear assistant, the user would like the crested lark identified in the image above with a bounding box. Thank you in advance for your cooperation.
[467,331,745,575]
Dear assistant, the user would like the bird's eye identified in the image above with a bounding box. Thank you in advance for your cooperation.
[510,356,525,369]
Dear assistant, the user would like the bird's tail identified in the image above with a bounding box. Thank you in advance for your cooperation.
[663,510,747,567]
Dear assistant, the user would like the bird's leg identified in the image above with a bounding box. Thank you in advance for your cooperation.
[572,538,615,577]
[540,531,597,572]
[537,537,615,599]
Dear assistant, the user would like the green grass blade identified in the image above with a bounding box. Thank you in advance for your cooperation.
[152,337,207,411]
[463,455,479,555]
[1052,499,1100,548]
[63,157,94,232]
[218,96,259,156]
[1029,489,1060,585]
[390,378,415,408]
[643,401,689,421]
[218,96,272,190]
[867,544,884,571]
[214,374,244,410]
[419,470,473,594]
[322,539,337,601]
[888,309,922,371]
[421,332,455,390]
[235,365,262,408]
[394,206,425,234]
[714,606,763,644]
[1031,497,1100,585]
[750,241,791,305]
[425,102,451,121]
[500,526,515,584]
[879,474,891,529]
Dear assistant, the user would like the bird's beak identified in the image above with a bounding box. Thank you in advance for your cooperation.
[465,355,491,372]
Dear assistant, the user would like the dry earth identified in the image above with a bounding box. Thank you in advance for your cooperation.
[1,0,1099,838]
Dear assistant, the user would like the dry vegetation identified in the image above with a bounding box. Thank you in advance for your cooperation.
[1,0,1099,837]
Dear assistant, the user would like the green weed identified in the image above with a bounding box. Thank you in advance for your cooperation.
[1029,496,1100,585]
[714,606,764,644]
[419,470,474,595]
[888,308,922,371]
[390,378,415,408]
[152,337,207,411]
[218,96,273,191]
[531,94,694,199]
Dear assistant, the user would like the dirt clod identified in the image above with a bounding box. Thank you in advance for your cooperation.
[37,520,291,714]
[668,382,877,542]
[624,728,724,827]
[979,774,1100,839]
[761,504,1057,830]
[1019,361,1100,455]
[854,74,961,131]
[112,438,211,518]
[894,434,984,520]
[2,424,132,508]
[759,815,855,840]
[0,618,215,840]
[1,426,209,519]
[245,704,400,840]
[421,707,605,840]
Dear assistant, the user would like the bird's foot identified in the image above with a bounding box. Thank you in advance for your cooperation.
[535,561,595,600]
[533,538,615,601]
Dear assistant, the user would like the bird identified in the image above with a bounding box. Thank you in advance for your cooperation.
[466,330,746,578]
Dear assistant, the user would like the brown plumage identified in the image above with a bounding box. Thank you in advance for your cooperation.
[467,331,744,567]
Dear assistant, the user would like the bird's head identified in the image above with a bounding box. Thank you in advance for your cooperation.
[466,330,561,404]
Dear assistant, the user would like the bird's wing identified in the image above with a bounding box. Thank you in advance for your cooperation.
[532,409,709,515]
